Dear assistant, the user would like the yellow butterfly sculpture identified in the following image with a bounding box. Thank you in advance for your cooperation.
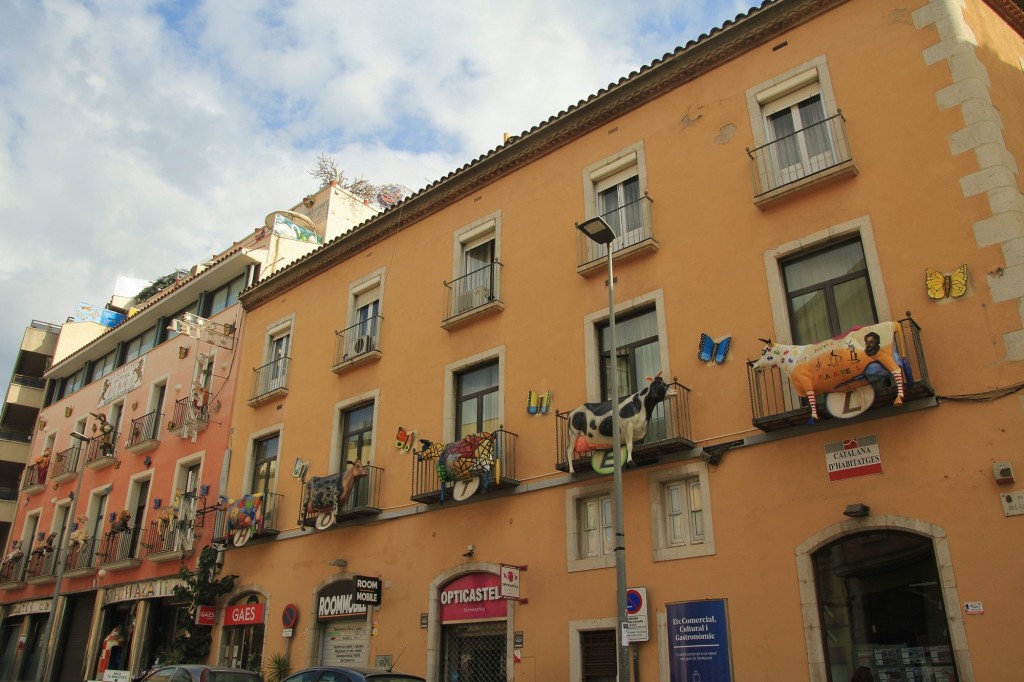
[925,264,968,299]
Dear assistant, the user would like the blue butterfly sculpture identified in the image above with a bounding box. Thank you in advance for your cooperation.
[698,333,732,365]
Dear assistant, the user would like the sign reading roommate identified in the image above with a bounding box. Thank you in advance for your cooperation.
[97,357,145,407]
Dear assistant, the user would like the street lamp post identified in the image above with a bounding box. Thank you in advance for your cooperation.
[576,217,630,682]
[35,430,92,682]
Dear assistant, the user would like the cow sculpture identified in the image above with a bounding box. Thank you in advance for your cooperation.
[565,373,672,474]
[303,459,369,529]
[750,321,906,423]
[417,432,497,502]
[222,493,264,546]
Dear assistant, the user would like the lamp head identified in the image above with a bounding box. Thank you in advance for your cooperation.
[576,216,616,245]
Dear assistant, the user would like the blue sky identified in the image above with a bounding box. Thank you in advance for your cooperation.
[0,0,751,382]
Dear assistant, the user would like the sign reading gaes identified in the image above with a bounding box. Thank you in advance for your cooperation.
[224,602,265,626]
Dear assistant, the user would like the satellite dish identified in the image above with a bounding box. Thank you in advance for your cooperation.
[265,210,317,231]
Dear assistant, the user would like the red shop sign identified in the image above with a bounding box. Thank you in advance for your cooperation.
[224,602,265,626]
[195,605,216,626]
[440,572,506,623]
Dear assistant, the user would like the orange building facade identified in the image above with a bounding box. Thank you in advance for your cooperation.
[210,1,1024,681]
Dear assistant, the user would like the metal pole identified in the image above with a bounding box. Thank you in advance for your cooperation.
[606,244,630,682]
[35,433,90,682]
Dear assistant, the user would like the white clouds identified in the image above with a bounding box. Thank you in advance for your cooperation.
[0,0,749,377]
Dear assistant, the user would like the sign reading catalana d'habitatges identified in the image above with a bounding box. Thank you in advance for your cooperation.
[824,435,882,482]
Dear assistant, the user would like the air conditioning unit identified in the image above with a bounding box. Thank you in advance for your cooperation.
[352,335,374,355]
[456,286,490,314]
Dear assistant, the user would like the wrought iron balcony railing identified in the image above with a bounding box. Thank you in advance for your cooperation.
[83,431,120,468]
[49,445,81,483]
[25,549,59,583]
[167,397,210,437]
[212,492,284,547]
[249,358,290,404]
[126,410,162,453]
[143,493,206,561]
[576,194,655,270]
[746,111,853,198]
[97,526,143,569]
[747,315,934,432]
[411,428,519,504]
[554,381,694,473]
[64,537,99,575]
[334,315,383,370]
[443,262,503,324]
[20,461,49,491]
[299,464,383,529]
[0,554,27,586]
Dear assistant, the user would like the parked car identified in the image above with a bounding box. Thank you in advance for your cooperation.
[137,665,263,682]
[282,665,426,682]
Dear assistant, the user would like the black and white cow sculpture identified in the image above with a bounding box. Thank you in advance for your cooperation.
[565,373,671,474]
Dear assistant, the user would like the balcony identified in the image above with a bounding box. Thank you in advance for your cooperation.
[212,492,284,547]
[167,397,210,439]
[442,263,503,330]
[144,493,206,562]
[0,553,27,589]
[63,538,98,578]
[747,316,935,432]
[299,464,383,529]
[125,411,162,454]
[97,526,143,571]
[411,428,520,504]
[83,432,120,470]
[6,377,45,414]
[555,381,694,473]
[20,460,49,495]
[575,194,656,273]
[25,549,58,584]
[0,428,31,464]
[248,358,290,406]
[333,316,383,373]
[49,445,82,484]
[746,111,856,207]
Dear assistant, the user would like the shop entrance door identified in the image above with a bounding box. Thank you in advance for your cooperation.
[319,620,369,666]
[814,531,958,682]
[441,621,506,681]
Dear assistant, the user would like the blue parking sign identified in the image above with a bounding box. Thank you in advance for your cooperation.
[665,599,732,682]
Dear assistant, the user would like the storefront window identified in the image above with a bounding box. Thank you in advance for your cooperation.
[438,573,507,681]
[813,531,957,682]
[316,579,370,666]
[221,594,266,672]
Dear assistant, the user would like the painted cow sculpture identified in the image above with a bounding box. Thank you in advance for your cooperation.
[418,432,497,502]
[565,373,672,474]
[303,459,369,528]
[223,493,264,545]
[750,321,906,422]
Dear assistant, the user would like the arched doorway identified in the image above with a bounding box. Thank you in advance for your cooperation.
[219,592,266,672]
[797,518,973,682]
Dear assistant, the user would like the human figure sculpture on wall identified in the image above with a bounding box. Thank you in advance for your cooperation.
[90,412,115,456]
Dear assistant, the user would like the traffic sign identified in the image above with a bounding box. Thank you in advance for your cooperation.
[623,587,649,643]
